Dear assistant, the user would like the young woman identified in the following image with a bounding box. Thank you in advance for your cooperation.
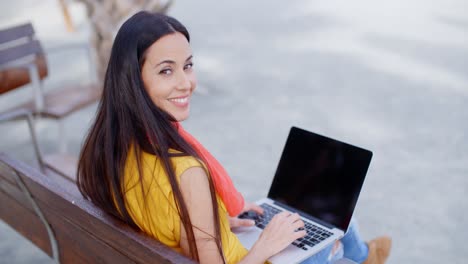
[77,11,391,264]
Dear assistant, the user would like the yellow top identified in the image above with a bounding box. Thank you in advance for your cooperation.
[123,149,248,263]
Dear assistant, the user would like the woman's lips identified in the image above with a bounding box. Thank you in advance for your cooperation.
[168,96,189,107]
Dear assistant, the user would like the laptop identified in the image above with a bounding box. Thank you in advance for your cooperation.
[233,126,373,263]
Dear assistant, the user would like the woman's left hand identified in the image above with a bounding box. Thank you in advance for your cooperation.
[229,201,264,229]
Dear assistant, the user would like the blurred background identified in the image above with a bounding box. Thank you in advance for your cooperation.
[1,0,467,263]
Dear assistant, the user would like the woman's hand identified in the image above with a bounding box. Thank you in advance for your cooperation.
[229,216,256,228]
[229,201,264,229]
[242,201,264,215]
[251,211,306,260]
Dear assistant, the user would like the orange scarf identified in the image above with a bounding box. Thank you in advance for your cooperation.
[175,123,245,217]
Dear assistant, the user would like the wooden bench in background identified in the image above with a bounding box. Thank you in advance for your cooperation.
[0,22,101,182]
[0,22,101,119]
[0,152,196,263]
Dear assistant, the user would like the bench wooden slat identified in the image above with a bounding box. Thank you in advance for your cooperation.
[0,55,48,95]
[0,161,17,186]
[0,189,135,263]
[0,190,52,254]
[0,175,32,212]
[43,153,78,182]
[0,23,34,44]
[0,153,196,264]
[0,39,43,65]
[40,202,136,263]
[44,167,82,197]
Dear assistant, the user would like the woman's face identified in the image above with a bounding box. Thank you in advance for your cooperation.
[141,32,196,121]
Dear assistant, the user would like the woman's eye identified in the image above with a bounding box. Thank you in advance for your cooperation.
[184,63,194,70]
[159,69,172,75]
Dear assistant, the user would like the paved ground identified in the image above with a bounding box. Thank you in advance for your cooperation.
[1,0,467,263]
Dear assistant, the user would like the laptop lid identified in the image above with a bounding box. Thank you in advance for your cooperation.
[267,127,373,231]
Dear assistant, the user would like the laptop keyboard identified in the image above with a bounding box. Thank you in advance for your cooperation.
[238,203,333,251]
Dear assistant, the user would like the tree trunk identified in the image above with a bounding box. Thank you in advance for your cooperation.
[76,0,173,84]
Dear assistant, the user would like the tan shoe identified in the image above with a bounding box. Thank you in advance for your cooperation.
[362,236,392,264]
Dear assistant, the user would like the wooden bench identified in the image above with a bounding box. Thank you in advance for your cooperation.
[0,109,193,262]
[0,22,101,119]
[0,22,101,180]
[0,152,195,263]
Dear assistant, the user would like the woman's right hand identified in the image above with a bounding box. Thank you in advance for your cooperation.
[250,211,307,260]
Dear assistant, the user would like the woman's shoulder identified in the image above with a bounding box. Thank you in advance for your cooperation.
[125,148,206,182]
[168,149,205,175]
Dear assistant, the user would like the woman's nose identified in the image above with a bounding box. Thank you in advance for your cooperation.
[176,71,191,91]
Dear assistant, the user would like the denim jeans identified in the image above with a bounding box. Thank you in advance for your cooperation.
[300,218,369,264]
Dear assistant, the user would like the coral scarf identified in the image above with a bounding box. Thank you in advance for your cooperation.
[175,122,245,217]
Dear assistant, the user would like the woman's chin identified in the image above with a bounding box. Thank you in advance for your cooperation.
[174,111,190,122]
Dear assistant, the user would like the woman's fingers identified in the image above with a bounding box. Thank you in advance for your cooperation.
[292,218,305,229]
[276,211,302,224]
[275,211,293,219]
[229,217,255,228]
[293,229,307,240]
[254,210,307,258]
[242,202,264,215]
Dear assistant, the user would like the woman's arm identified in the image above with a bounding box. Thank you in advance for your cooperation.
[179,167,306,264]
[179,166,225,263]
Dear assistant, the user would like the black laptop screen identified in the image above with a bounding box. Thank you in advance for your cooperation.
[268,127,372,231]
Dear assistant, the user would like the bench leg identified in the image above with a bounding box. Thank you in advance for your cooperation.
[27,63,45,113]
[58,120,67,154]
[26,113,46,174]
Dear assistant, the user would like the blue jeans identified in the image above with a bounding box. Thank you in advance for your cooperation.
[300,218,369,264]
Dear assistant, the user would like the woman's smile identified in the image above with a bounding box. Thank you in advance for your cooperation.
[168,95,190,107]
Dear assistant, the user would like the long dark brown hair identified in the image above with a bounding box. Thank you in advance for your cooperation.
[77,11,224,262]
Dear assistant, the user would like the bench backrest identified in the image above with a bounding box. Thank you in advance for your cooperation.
[0,153,195,263]
[0,23,48,94]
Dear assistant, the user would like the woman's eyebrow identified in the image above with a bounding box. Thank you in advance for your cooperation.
[154,55,193,68]
[155,60,175,67]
